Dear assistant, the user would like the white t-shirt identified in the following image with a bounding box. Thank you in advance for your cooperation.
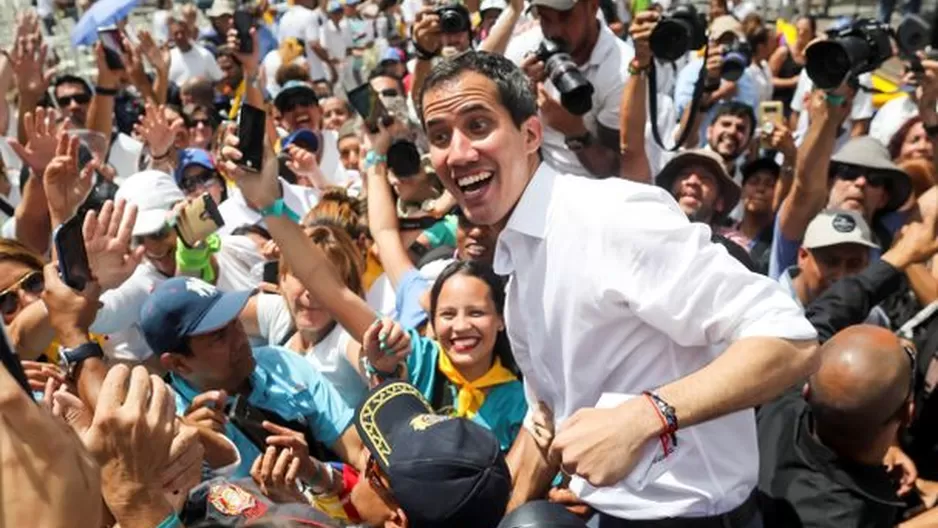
[748,61,773,105]
[168,44,224,85]
[254,293,368,409]
[506,24,631,178]
[321,18,348,62]
[277,5,328,81]
[218,177,319,235]
[790,70,875,142]
[91,235,264,361]
[152,9,172,45]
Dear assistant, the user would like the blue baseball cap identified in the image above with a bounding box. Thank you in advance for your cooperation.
[327,0,342,11]
[140,277,253,354]
[174,148,216,186]
[380,47,405,63]
[281,129,320,153]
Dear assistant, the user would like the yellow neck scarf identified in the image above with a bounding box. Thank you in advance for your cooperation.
[437,347,517,419]
[227,79,247,121]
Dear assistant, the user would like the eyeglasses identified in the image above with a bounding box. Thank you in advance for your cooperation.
[830,163,890,188]
[279,94,318,113]
[180,171,221,195]
[365,455,396,506]
[0,271,44,316]
[132,224,173,246]
[56,93,92,107]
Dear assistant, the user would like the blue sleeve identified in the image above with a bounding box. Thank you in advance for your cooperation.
[405,329,441,401]
[395,269,430,329]
[280,353,355,447]
[878,211,908,237]
[768,214,802,280]
[736,71,759,110]
[673,59,701,117]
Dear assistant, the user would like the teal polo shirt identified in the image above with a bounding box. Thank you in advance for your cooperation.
[171,345,355,479]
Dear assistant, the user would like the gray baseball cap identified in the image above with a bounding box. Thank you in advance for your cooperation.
[802,209,879,251]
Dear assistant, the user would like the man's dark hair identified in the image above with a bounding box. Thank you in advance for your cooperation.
[418,51,537,129]
[369,65,406,94]
[712,101,756,138]
[53,74,92,96]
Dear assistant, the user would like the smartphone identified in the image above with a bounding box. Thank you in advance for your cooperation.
[97,26,126,70]
[174,193,225,248]
[347,83,391,133]
[262,261,279,284]
[233,10,254,54]
[237,104,266,171]
[227,395,273,450]
[0,322,32,398]
[53,214,92,291]
[758,101,784,149]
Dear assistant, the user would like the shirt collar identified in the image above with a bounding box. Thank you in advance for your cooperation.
[502,161,557,240]
[586,23,616,69]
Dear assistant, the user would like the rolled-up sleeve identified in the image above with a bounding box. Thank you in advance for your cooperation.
[90,272,151,335]
[606,187,818,346]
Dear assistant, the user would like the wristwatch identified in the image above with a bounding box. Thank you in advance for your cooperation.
[564,132,593,152]
[59,341,105,380]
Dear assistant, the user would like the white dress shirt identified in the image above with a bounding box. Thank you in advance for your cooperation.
[493,163,817,519]
[218,177,319,235]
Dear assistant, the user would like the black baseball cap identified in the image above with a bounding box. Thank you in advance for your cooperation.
[497,500,588,528]
[355,381,511,528]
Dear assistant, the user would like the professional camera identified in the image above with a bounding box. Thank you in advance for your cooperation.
[721,39,752,81]
[805,18,893,90]
[535,38,594,115]
[649,4,707,62]
[436,4,471,34]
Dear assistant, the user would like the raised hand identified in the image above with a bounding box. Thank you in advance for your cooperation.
[362,318,410,375]
[83,200,145,290]
[43,132,96,226]
[226,26,260,77]
[21,359,66,392]
[183,389,229,434]
[159,423,204,507]
[9,107,66,173]
[250,444,308,503]
[285,144,327,189]
[133,102,183,159]
[122,35,150,94]
[6,17,53,98]
[219,122,280,209]
[136,30,168,74]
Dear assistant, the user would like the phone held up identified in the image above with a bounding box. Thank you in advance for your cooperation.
[53,214,92,292]
[175,193,225,248]
[97,26,126,70]
[347,83,394,133]
[233,10,255,54]
[758,101,784,149]
[237,103,266,171]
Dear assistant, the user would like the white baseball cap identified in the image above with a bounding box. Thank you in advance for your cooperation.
[114,170,185,237]
[802,209,879,251]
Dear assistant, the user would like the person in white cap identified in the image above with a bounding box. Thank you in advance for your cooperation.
[507,0,632,179]
[89,170,263,363]
[204,0,237,48]
[776,209,890,328]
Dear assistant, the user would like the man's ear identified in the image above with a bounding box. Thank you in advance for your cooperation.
[385,507,408,528]
[160,352,191,375]
[522,115,543,157]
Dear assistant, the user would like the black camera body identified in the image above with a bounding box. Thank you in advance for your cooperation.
[535,39,594,116]
[649,4,707,62]
[721,39,752,81]
[436,4,471,34]
[805,19,892,90]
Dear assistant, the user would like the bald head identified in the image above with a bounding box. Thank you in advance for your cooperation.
[808,325,912,449]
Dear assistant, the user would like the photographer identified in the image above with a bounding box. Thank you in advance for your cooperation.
[674,15,759,147]
[511,0,631,178]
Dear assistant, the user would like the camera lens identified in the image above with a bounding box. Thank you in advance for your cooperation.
[805,38,866,90]
[537,39,594,115]
[438,7,469,34]
[650,18,692,62]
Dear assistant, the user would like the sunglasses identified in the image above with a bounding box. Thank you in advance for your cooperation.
[830,163,890,188]
[366,455,396,505]
[186,117,215,129]
[0,271,44,316]
[132,223,173,246]
[180,171,221,194]
[56,93,92,107]
[378,88,400,98]
[278,94,318,113]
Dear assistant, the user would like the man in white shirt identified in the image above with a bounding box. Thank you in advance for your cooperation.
[277,0,332,82]
[505,0,628,178]
[167,16,224,85]
[789,70,875,147]
[416,51,819,525]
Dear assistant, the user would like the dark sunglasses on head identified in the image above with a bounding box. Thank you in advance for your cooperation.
[279,94,318,113]
[132,223,173,246]
[830,163,891,188]
[56,93,92,107]
[0,271,44,316]
[180,171,221,194]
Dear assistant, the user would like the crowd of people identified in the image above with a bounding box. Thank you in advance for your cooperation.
[4,0,938,526]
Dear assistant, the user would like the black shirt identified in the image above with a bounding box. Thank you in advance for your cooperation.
[757,393,905,528]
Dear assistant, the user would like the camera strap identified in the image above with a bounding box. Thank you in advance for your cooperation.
[648,43,710,152]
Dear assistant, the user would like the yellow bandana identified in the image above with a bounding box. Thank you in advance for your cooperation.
[437,345,517,419]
